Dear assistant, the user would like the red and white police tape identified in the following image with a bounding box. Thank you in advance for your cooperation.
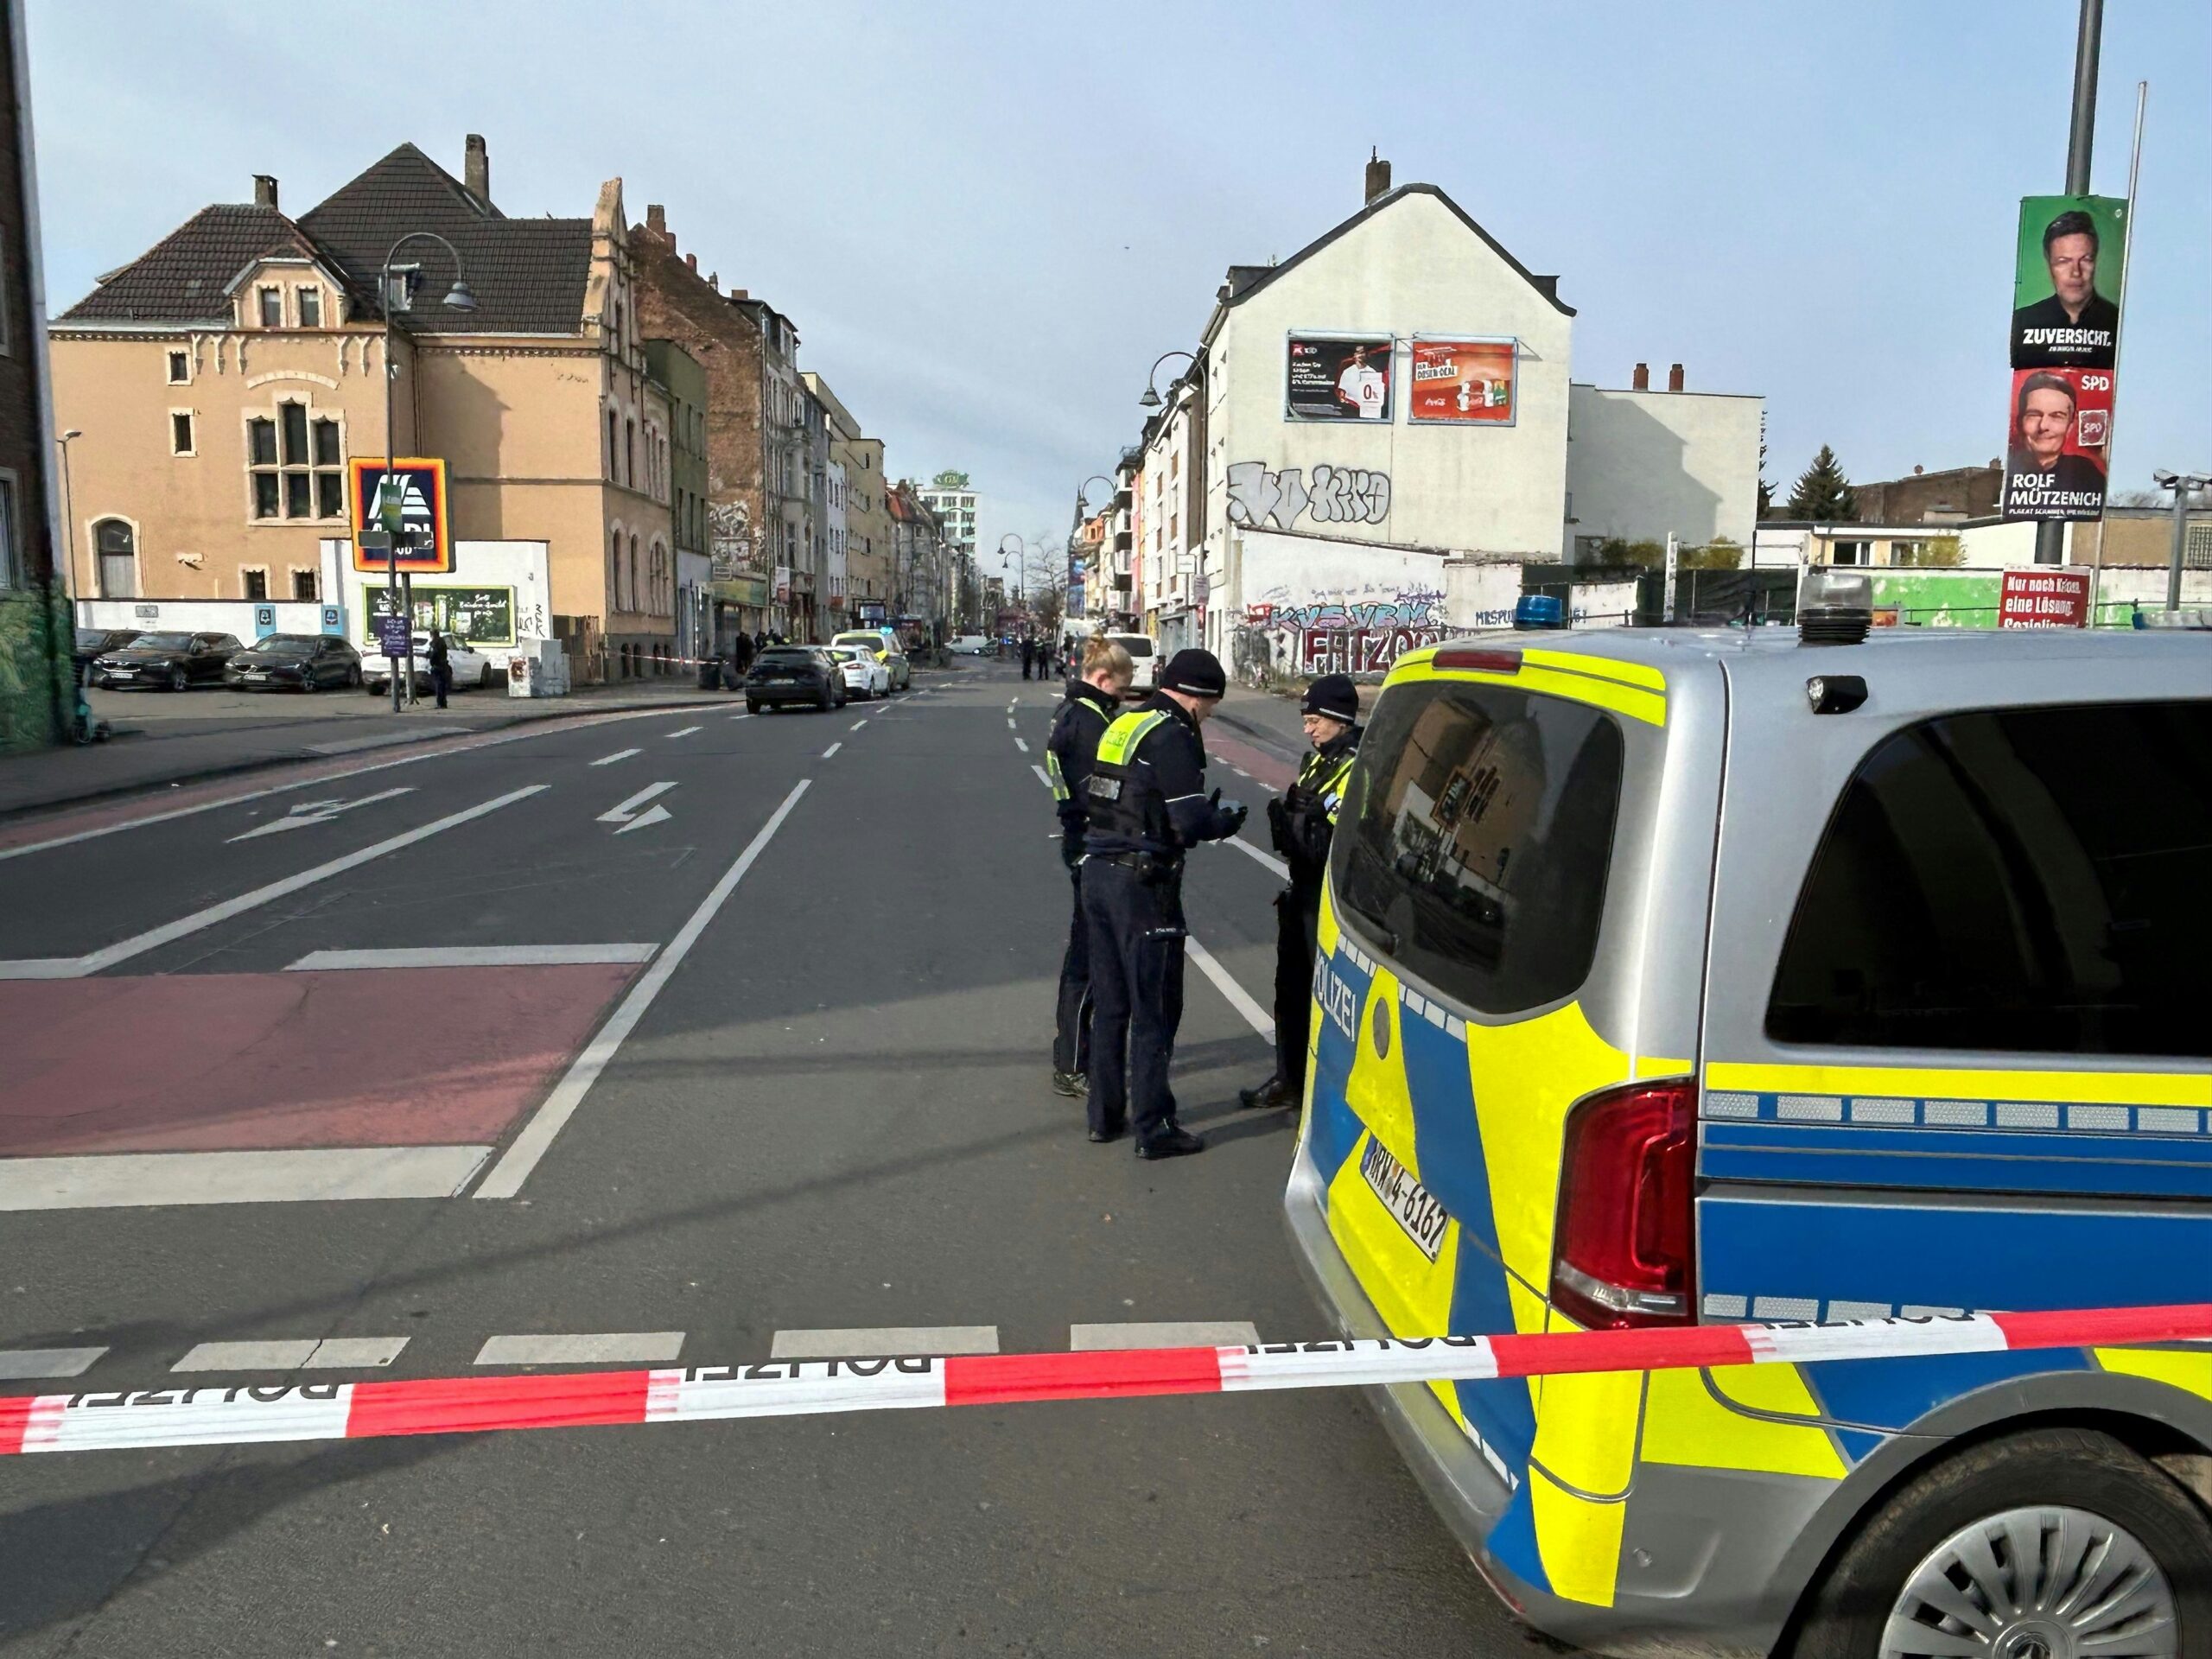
[6,1303,2208,1458]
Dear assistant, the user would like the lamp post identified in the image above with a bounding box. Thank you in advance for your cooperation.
[378,232,475,710]
[1137,350,1196,410]
[2152,470,2210,612]
[1071,474,1113,632]
[55,429,79,605]
[999,532,1027,624]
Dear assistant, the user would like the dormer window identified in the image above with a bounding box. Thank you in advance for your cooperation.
[257,286,283,327]
[297,287,321,327]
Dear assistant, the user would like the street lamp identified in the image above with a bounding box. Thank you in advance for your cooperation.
[1137,350,1196,410]
[378,231,475,711]
[55,429,80,606]
[2152,469,2211,613]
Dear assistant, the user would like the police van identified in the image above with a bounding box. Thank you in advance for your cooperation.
[1286,582,2212,1656]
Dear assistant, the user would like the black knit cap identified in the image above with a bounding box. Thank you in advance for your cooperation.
[1159,648,1227,699]
[1300,674,1358,723]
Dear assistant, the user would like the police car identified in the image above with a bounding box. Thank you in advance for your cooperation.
[1287,575,2212,1656]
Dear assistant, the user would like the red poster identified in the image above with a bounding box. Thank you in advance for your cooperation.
[2000,367,2113,522]
[1408,338,1517,425]
[1998,569,2091,629]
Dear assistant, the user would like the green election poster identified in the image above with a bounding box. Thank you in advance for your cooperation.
[2009,194,2124,369]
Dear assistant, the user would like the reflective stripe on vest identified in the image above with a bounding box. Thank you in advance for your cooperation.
[1044,750,1069,801]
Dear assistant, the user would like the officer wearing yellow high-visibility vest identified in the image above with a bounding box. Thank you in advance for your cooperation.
[1239,673,1361,1110]
[1043,637,1134,1100]
[1080,648,1247,1158]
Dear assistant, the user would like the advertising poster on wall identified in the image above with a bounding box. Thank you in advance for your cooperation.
[1998,569,2092,628]
[2001,366,2112,522]
[1286,334,1393,423]
[2009,194,2126,370]
[362,584,517,646]
[1407,337,1517,424]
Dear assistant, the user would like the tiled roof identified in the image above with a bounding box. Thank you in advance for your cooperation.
[60,143,593,336]
[298,144,590,335]
[58,204,323,324]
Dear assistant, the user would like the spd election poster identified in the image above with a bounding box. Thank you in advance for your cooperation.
[1286,334,1392,422]
[2002,366,2113,522]
[2009,194,2125,370]
[1408,337,1517,425]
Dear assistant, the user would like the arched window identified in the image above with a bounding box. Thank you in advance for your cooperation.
[628,533,640,613]
[607,410,618,481]
[94,518,137,598]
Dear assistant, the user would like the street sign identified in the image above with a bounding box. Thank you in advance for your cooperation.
[374,614,411,657]
[254,604,277,639]
[350,458,453,574]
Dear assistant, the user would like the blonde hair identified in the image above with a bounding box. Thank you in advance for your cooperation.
[1082,637,1135,686]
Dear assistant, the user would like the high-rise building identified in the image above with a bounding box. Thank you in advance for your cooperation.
[918,469,978,554]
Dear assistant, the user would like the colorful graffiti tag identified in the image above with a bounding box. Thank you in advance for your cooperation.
[1225,462,1391,531]
[1243,588,1446,674]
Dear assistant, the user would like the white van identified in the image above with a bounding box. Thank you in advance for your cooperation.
[1102,631,1158,695]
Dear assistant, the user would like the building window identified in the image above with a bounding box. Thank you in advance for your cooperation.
[626,419,636,488]
[243,569,269,601]
[248,402,344,520]
[167,350,190,385]
[297,287,321,327]
[0,474,18,588]
[291,568,318,601]
[628,533,640,612]
[171,412,194,455]
[95,518,137,597]
[607,410,618,480]
[257,287,283,328]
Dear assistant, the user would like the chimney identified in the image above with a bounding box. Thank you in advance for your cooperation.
[646,204,669,246]
[1668,362,1685,392]
[253,175,278,210]
[465,133,490,203]
[708,271,718,291]
[1363,148,1391,205]
[1631,362,1649,391]
[686,252,697,273]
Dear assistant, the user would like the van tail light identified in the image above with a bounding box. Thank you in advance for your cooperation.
[1549,1078,1697,1330]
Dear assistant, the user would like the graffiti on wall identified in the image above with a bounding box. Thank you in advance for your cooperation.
[1242,586,1446,675]
[1225,462,1391,531]
[708,500,761,580]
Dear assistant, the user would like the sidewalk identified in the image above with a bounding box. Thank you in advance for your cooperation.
[0,682,729,824]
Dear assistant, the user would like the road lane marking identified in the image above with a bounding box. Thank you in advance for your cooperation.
[305,727,467,755]
[475,1332,684,1365]
[0,1146,493,1211]
[728,712,752,721]
[850,719,868,730]
[821,741,842,759]
[475,778,813,1198]
[0,1347,105,1380]
[666,726,702,739]
[1185,934,1274,1041]
[1014,737,1029,753]
[1228,766,1250,779]
[1030,764,1052,789]
[1070,1322,1261,1351]
[225,786,416,842]
[285,944,658,971]
[590,747,643,766]
[174,1337,410,1372]
[598,781,676,823]
[0,787,550,981]
[1005,718,1015,729]
[1225,836,1290,879]
[772,1327,999,1359]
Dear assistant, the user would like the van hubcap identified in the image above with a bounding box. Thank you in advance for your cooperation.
[1882,1505,2176,1657]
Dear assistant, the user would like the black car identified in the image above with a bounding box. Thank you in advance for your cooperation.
[73,627,141,672]
[89,630,242,691]
[226,633,363,693]
[745,645,848,713]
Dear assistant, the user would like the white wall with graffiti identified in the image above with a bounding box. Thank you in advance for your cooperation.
[1231,527,1452,677]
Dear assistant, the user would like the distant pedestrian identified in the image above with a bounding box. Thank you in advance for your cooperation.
[753,628,768,657]
[425,631,452,710]
[731,632,754,679]
[1020,637,1036,680]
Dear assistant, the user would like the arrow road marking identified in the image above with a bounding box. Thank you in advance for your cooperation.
[226,787,416,842]
[590,747,642,766]
[598,782,677,832]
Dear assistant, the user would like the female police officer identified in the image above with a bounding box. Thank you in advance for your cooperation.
[1045,637,1133,1098]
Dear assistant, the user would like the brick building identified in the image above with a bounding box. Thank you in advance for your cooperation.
[1853,461,2005,525]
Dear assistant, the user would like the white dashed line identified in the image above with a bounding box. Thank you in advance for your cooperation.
[1070,1322,1261,1351]
[821,741,842,759]
[1229,766,1249,778]
[771,1326,1000,1358]
[474,1333,685,1366]
[851,719,868,730]
[1006,718,1016,729]
[1014,737,1029,753]
[666,726,702,739]
[175,1337,409,1372]
[590,747,642,766]
[1031,764,1052,789]
[1185,934,1274,1041]
[286,944,658,971]
[1225,836,1290,879]
[0,1347,106,1379]
[728,713,752,721]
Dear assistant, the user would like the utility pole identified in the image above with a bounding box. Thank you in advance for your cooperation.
[2155,473,2209,612]
[2037,0,2103,566]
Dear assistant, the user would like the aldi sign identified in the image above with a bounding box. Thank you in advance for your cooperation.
[350,457,453,574]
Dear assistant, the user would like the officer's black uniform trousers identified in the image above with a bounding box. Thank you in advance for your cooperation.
[1052,865,1090,1077]
[1272,864,1325,1091]
[1080,858,1186,1141]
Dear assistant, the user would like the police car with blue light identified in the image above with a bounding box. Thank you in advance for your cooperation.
[1287,569,2212,1656]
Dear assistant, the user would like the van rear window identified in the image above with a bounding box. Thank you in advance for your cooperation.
[1332,682,1624,1017]
[1767,701,2212,1057]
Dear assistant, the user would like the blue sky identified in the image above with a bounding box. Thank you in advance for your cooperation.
[28,1,2208,574]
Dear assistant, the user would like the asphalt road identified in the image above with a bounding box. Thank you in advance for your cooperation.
[0,662,1574,1657]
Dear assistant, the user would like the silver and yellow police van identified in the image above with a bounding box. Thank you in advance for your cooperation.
[1286,581,2212,1656]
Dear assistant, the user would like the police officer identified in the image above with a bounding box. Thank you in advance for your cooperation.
[1240,674,1361,1110]
[1081,647,1247,1158]
[1045,637,1134,1099]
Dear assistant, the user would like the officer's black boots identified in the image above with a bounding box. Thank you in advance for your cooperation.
[1237,1075,1298,1110]
[1135,1124,1205,1160]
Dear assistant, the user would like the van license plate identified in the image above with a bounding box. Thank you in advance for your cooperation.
[1360,1136,1448,1262]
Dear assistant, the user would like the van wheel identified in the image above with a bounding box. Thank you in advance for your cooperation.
[1783,1426,2210,1659]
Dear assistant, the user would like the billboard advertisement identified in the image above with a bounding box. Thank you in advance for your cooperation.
[2010,194,2126,370]
[2001,366,2111,522]
[362,584,517,646]
[349,458,452,574]
[1407,337,1517,425]
[1998,569,2092,629]
[1286,334,1392,423]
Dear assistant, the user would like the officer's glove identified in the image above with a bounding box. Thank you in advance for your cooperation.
[1208,789,1249,840]
[1058,832,1084,872]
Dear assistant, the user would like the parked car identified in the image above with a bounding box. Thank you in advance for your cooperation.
[745,645,847,713]
[832,629,911,690]
[73,627,140,672]
[1101,631,1158,694]
[1288,581,2212,1657]
[226,633,362,693]
[361,632,493,696]
[88,630,241,691]
[948,634,991,657]
[827,644,891,701]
